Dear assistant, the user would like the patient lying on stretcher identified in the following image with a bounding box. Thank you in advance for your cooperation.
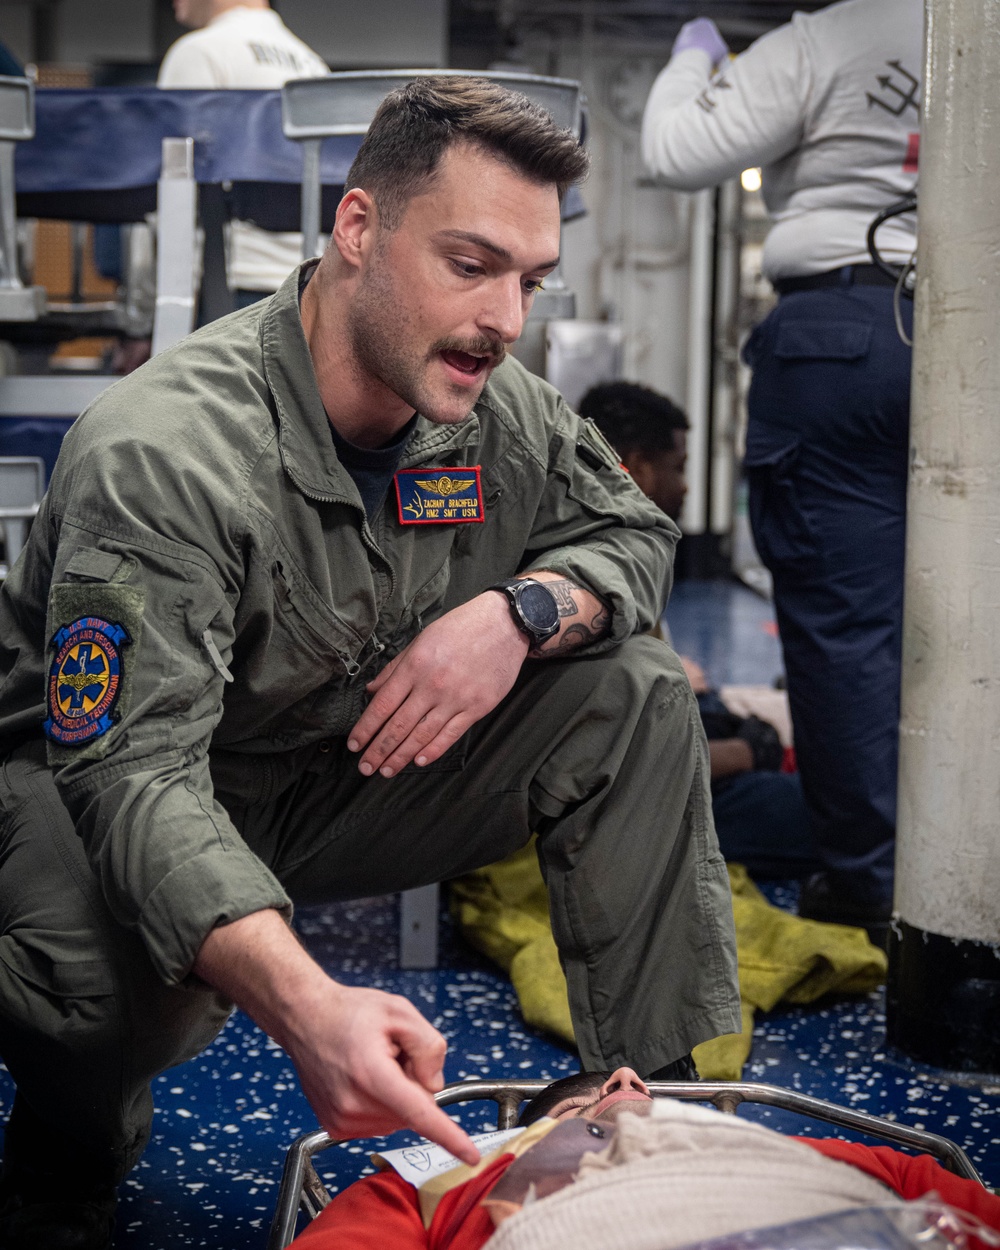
[290,1069,1000,1250]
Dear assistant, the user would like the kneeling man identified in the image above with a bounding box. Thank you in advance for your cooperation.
[0,77,739,1248]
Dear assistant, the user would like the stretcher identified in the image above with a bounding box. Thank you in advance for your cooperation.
[267,1079,988,1249]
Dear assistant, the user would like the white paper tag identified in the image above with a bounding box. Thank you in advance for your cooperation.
[373,1127,525,1188]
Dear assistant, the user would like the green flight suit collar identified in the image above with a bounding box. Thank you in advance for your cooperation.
[262,264,483,504]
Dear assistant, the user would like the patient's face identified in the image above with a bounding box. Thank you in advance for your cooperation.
[547,1068,652,1124]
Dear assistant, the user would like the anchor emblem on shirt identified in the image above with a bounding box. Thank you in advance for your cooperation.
[867,60,920,117]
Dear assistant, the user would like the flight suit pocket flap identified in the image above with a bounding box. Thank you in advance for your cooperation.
[51,960,116,996]
[773,321,872,361]
[63,547,125,583]
[0,940,115,998]
[564,424,650,524]
[272,559,358,661]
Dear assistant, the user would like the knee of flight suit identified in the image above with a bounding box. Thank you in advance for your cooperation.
[536,632,690,717]
[527,633,704,818]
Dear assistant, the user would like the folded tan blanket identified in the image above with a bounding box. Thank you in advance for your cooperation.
[484,1100,891,1250]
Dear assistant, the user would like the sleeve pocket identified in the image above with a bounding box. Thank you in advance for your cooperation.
[62,547,126,583]
[565,423,652,525]
[773,320,873,361]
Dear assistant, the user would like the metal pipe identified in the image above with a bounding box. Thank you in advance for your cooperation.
[70,222,85,304]
[709,178,742,540]
[300,138,321,261]
[0,141,20,291]
[151,137,198,357]
[887,0,1000,1074]
[267,1129,329,1250]
[399,883,439,969]
[681,188,713,537]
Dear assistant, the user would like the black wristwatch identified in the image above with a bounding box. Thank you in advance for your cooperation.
[489,577,561,645]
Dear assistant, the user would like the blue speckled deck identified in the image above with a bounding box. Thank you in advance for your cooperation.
[1,580,997,1247]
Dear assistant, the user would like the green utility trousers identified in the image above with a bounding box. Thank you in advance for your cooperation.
[0,637,739,1187]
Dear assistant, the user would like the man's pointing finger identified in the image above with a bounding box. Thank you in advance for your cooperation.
[393,1082,481,1167]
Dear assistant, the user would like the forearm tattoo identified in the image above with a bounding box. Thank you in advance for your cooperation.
[546,578,581,618]
[529,580,612,658]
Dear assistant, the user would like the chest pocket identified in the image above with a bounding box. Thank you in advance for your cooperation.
[271,555,366,679]
[220,554,363,747]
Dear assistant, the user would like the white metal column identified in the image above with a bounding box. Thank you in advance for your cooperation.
[887,0,1000,1073]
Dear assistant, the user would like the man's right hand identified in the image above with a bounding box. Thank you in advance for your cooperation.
[283,981,480,1161]
[193,909,480,1165]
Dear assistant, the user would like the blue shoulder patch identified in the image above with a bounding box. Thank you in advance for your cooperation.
[43,616,131,746]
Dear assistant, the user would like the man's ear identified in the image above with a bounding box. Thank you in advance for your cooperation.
[331,188,376,271]
[623,450,655,499]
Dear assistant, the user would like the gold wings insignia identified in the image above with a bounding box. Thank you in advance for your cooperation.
[414,476,476,497]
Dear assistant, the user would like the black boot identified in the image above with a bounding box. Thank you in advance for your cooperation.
[0,1098,116,1250]
[646,1052,700,1082]
[0,1194,115,1250]
[798,871,892,949]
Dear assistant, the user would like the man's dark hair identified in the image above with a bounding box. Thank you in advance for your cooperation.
[345,76,589,230]
[579,382,689,458]
[516,1071,611,1127]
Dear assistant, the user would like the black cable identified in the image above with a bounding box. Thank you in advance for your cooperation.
[866,193,918,295]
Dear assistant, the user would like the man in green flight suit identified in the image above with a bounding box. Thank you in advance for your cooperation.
[0,78,739,1248]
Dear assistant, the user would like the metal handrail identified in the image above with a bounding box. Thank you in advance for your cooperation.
[267,1079,987,1249]
[280,68,584,260]
[281,69,583,140]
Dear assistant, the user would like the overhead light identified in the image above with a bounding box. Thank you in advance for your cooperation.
[741,167,762,193]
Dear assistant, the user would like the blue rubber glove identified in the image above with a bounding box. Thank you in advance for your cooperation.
[672,18,729,69]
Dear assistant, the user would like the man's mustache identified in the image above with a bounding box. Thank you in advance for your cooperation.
[432,335,509,368]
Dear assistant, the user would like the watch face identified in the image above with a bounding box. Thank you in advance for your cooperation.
[519,582,560,633]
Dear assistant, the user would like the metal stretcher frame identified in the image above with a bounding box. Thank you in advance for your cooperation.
[267,1079,988,1249]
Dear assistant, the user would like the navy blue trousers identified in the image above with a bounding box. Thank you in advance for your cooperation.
[743,283,913,907]
[712,770,818,880]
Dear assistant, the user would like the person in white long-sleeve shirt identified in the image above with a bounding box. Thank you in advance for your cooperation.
[641,0,922,941]
[159,0,328,301]
[641,0,918,282]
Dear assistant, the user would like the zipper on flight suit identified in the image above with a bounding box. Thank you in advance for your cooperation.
[289,484,395,679]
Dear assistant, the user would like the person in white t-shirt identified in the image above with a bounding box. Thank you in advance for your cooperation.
[641,0,922,941]
[159,0,328,302]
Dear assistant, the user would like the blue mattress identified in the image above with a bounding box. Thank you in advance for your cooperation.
[0,417,75,480]
[14,87,358,228]
[14,87,584,227]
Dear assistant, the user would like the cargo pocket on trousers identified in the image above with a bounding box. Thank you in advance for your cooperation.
[743,437,822,579]
[0,939,116,1036]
